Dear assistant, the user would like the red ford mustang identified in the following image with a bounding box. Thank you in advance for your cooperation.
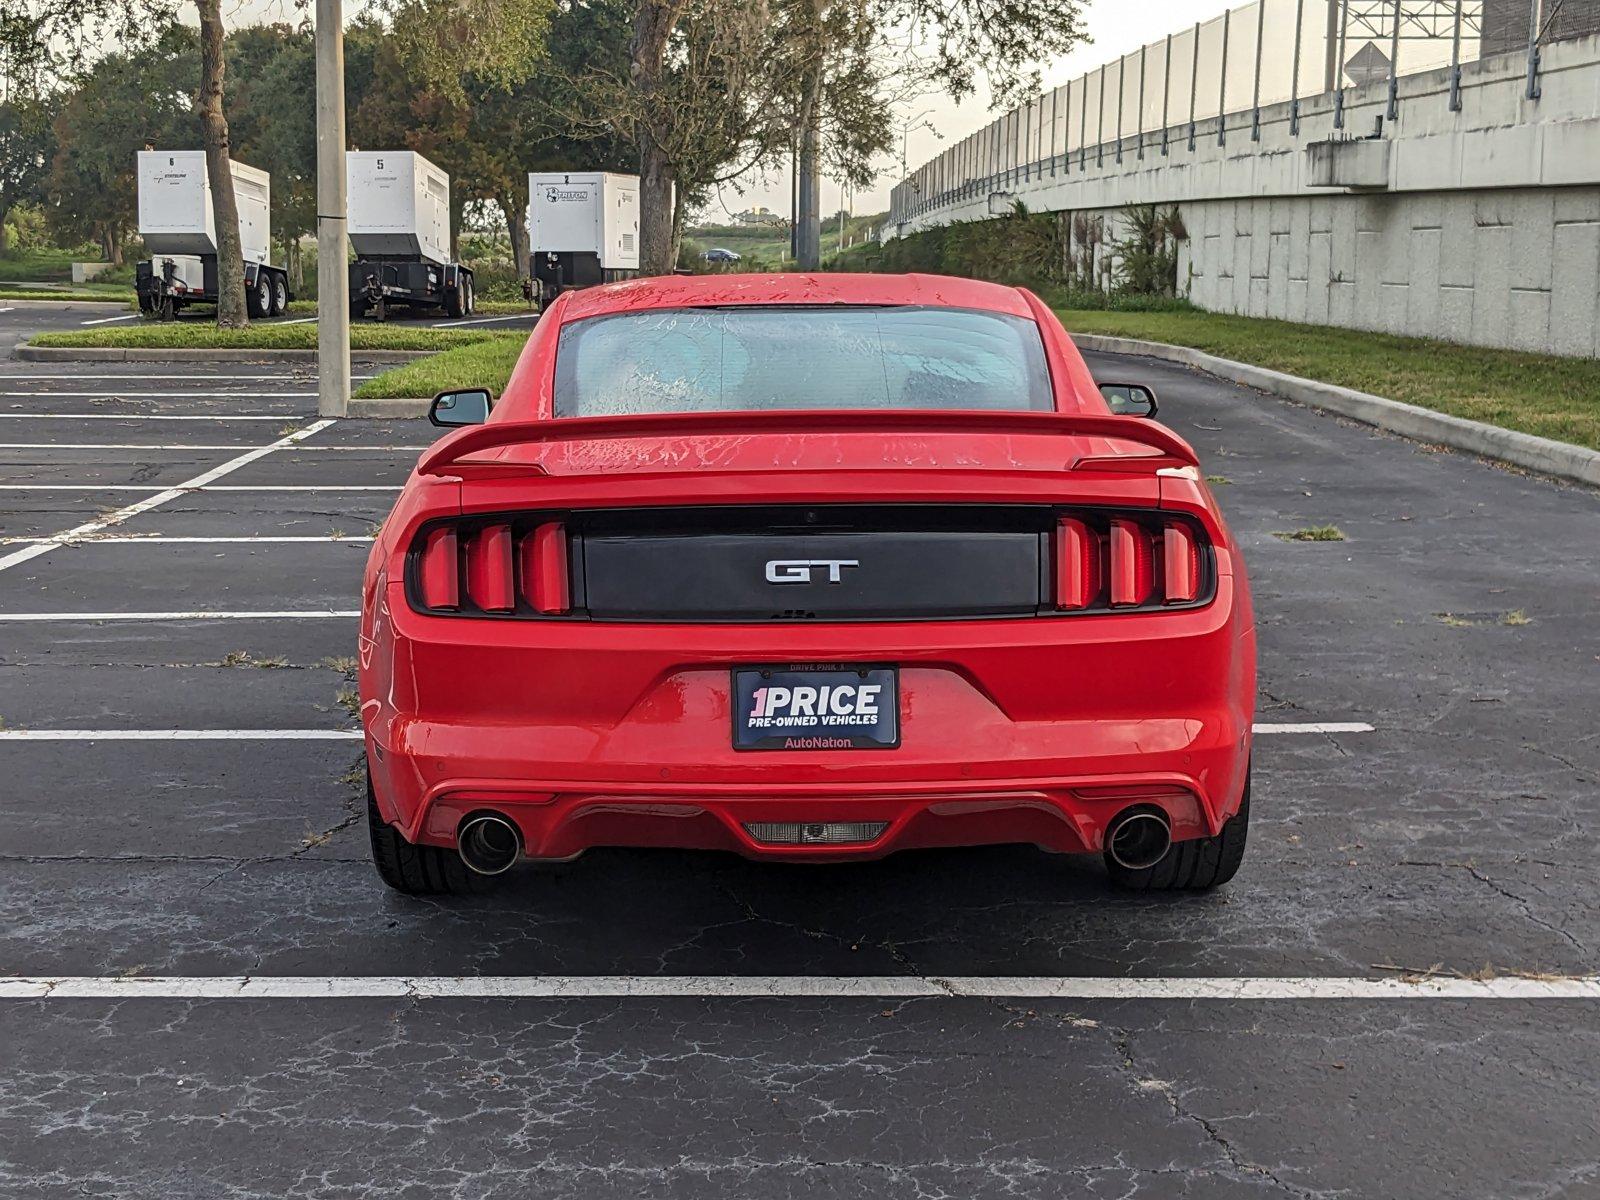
[359,273,1255,895]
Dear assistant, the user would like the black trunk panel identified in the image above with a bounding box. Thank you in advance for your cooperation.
[572,505,1051,621]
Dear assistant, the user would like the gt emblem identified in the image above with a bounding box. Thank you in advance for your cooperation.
[765,559,860,585]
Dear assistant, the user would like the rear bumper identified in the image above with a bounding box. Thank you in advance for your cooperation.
[362,578,1255,862]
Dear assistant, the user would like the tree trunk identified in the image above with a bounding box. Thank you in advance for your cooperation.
[793,0,825,271]
[197,0,249,328]
[499,194,529,278]
[669,183,686,270]
[0,207,9,255]
[631,0,686,276]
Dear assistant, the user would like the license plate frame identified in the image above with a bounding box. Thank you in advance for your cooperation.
[731,664,900,751]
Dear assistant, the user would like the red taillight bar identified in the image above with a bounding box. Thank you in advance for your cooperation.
[411,519,569,617]
[523,521,569,615]
[1054,512,1211,613]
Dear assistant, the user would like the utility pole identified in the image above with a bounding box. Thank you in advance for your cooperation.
[314,0,349,417]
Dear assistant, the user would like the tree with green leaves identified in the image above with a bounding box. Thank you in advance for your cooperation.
[0,94,54,254]
[45,29,199,265]
[788,0,1089,268]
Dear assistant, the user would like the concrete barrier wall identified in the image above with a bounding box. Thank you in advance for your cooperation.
[890,35,1600,358]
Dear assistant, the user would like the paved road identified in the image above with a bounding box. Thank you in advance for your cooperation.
[0,319,1596,1197]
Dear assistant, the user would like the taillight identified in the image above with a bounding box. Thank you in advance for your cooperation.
[1162,523,1201,604]
[1053,517,1101,610]
[411,518,570,617]
[522,521,569,615]
[1053,512,1210,612]
[417,526,459,610]
[1109,518,1154,607]
[465,523,515,612]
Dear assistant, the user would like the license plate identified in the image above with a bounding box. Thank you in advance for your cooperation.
[732,666,900,750]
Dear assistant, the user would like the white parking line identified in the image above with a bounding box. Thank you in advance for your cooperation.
[0,535,373,545]
[0,419,337,574]
[430,314,535,328]
[0,722,1367,735]
[0,443,416,451]
[78,313,138,325]
[0,414,297,421]
[0,374,372,381]
[1253,722,1374,734]
[1,391,318,398]
[1,974,1594,1001]
[0,610,360,621]
[270,317,318,325]
[0,729,361,740]
[0,484,397,492]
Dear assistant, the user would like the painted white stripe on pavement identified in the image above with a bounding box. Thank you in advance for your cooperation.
[1,391,318,398]
[1253,722,1374,734]
[0,535,373,545]
[78,313,138,325]
[0,729,360,741]
[0,443,415,451]
[0,414,296,420]
[0,610,359,621]
[0,722,1368,736]
[430,314,536,328]
[0,419,337,574]
[0,374,372,381]
[0,975,1594,1001]
[0,484,397,492]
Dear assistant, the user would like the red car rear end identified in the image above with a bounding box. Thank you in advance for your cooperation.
[359,273,1255,895]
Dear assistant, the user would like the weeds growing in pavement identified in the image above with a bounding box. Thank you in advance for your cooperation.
[1273,525,1346,542]
[1500,609,1532,626]
[218,650,289,668]
[1205,475,1232,485]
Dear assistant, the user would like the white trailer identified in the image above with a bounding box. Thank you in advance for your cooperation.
[527,171,640,305]
[347,151,475,320]
[134,151,290,319]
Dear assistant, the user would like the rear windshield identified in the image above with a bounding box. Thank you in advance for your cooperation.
[552,305,1053,417]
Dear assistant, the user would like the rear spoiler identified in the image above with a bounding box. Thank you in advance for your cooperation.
[417,408,1199,477]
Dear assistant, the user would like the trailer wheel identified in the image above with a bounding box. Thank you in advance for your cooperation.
[158,296,176,322]
[270,273,289,317]
[247,275,272,319]
[137,293,155,315]
[462,275,475,316]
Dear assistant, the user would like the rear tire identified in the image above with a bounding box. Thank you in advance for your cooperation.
[367,765,498,896]
[444,281,465,319]
[247,275,271,319]
[270,273,288,316]
[461,275,474,316]
[1105,770,1251,891]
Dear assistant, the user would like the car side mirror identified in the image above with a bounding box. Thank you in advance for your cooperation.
[1099,382,1158,418]
[429,388,493,428]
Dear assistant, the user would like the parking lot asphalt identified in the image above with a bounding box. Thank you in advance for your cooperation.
[1,323,1597,1198]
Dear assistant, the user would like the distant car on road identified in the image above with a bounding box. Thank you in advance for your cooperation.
[703,247,741,264]
[360,272,1255,897]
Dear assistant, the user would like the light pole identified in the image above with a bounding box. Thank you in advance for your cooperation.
[314,0,349,417]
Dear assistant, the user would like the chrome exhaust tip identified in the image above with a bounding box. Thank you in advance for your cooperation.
[457,813,522,876]
[1105,808,1172,871]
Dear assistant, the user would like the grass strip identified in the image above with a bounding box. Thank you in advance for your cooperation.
[1058,308,1600,453]
[353,335,529,398]
[31,324,522,353]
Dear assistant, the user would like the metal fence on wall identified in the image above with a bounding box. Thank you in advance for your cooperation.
[888,0,1600,227]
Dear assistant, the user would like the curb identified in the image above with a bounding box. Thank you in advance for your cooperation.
[346,397,430,419]
[13,345,431,363]
[1072,333,1600,490]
